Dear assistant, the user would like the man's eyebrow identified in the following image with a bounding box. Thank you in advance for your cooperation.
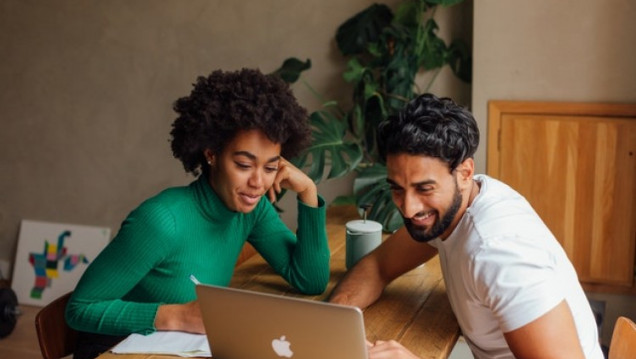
[386,178,436,188]
[232,151,281,163]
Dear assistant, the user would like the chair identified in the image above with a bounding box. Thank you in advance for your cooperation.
[608,316,636,359]
[35,291,78,359]
[236,242,257,267]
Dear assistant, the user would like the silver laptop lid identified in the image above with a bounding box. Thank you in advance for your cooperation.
[196,284,368,359]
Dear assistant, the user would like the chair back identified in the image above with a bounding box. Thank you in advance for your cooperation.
[35,291,78,359]
[608,316,636,359]
[236,242,256,267]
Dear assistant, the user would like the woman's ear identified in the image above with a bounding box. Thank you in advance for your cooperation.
[203,149,215,166]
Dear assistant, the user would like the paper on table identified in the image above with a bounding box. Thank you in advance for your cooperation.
[111,331,212,357]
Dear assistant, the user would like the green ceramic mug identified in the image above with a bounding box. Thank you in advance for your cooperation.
[345,219,382,269]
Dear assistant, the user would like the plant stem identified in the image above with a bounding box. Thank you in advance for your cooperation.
[302,79,346,116]
[424,67,442,93]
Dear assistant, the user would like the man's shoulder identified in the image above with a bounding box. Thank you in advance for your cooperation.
[471,175,532,216]
[468,175,549,240]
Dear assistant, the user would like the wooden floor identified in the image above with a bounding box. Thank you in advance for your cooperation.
[0,304,45,358]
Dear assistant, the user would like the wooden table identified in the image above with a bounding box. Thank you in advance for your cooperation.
[96,205,460,358]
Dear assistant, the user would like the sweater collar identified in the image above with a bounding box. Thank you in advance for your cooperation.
[192,175,238,220]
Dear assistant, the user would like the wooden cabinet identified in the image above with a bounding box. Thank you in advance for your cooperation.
[487,101,636,292]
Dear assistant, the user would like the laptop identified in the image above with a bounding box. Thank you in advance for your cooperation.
[196,284,369,359]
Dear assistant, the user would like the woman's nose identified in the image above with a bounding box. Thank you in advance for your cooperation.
[248,170,263,188]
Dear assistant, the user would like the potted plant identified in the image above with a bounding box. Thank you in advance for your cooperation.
[275,0,471,232]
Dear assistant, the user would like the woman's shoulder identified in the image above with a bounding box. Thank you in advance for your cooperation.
[136,182,196,213]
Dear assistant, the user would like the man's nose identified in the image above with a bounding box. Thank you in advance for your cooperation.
[401,193,423,219]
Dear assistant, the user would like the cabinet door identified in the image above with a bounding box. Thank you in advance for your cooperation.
[488,101,636,287]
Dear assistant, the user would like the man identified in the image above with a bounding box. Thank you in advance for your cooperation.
[329,94,603,358]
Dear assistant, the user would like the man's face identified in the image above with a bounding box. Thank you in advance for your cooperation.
[386,153,469,242]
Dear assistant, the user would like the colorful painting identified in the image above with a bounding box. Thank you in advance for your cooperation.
[11,220,110,306]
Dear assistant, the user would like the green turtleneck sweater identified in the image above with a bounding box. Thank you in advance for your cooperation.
[65,176,329,336]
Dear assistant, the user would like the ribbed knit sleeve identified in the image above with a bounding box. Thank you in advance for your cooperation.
[248,195,330,294]
[66,200,177,335]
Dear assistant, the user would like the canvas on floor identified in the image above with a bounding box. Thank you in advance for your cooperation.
[11,219,110,306]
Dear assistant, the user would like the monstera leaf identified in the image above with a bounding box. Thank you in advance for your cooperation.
[336,4,393,56]
[446,39,472,82]
[272,58,312,83]
[295,108,363,184]
[353,164,403,232]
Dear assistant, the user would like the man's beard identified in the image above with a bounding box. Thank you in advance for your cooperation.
[403,183,463,243]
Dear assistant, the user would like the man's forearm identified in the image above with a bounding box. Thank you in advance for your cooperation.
[328,256,388,309]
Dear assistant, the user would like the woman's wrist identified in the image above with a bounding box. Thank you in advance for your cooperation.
[155,303,179,330]
[155,302,204,333]
[297,184,318,207]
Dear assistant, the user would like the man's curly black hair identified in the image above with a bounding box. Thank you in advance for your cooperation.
[378,93,479,172]
[170,68,311,176]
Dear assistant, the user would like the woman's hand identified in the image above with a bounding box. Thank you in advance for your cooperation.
[367,340,421,359]
[155,300,204,333]
[268,158,318,207]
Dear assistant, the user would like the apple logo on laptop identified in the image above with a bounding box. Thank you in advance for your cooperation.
[272,335,293,357]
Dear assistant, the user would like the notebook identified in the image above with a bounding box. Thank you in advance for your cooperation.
[196,284,369,359]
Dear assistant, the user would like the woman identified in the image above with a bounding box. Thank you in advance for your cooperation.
[66,68,330,358]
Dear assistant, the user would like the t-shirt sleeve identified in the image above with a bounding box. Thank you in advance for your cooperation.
[247,195,330,295]
[471,234,565,332]
[65,201,176,336]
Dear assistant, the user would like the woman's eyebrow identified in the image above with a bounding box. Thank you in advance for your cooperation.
[232,151,280,163]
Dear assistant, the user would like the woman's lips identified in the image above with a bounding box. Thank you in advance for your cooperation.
[239,193,261,206]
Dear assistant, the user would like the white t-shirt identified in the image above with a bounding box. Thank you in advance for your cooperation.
[427,175,603,359]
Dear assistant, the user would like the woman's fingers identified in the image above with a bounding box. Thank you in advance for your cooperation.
[267,187,277,203]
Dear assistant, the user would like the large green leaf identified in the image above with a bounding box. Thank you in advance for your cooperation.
[420,19,447,70]
[342,58,368,84]
[384,46,418,104]
[271,58,312,83]
[353,164,402,232]
[446,39,472,83]
[424,0,465,6]
[336,4,394,56]
[331,195,357,206]
[394,0,426,28]
[353,163,388,192]
[362,95,387,158]
[350,104,364,138]
[298,109,363,183]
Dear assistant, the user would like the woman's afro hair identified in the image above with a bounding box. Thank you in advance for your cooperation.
[170,68,311,176]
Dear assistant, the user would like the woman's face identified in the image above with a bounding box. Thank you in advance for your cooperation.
[206,129,281,213]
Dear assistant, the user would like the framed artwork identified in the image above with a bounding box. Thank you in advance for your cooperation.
[11,219,110,306]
